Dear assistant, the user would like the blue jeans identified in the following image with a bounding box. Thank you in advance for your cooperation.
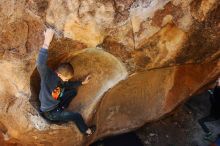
[43,89,88,133]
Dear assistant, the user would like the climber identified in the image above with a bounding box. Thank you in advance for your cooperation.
[36,28,94,136]
[198,77,220,140]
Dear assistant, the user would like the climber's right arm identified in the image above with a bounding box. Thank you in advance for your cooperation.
[36,28,54,77]
[36,48,49,77]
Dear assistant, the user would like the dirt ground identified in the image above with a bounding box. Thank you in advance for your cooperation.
[136,91,220,146]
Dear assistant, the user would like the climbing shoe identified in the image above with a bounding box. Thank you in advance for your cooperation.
[85,125,96,136]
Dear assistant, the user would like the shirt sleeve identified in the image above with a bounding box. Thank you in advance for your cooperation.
[36,48,50,78]
[62,81,82,89]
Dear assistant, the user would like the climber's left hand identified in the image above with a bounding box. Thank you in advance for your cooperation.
[82,75,92,85]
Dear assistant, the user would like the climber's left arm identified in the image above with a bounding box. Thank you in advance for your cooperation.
[62,81,82,89]
[62,75,92,88]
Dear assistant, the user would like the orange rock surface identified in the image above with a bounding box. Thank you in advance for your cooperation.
[0,0,219,145]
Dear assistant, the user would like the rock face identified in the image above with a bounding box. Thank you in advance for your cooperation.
[0,0,219,145]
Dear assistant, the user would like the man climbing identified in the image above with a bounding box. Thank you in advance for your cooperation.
[36,28,94,136]
[198,77,220,140]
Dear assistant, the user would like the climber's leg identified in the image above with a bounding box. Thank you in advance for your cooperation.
[44,109,89,133]
[59,111,89,133]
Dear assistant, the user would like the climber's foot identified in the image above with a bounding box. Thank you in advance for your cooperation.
[85,126,96,136]
[85,129,93,136]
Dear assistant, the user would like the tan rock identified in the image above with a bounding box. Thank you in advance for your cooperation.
[0,0,219,145]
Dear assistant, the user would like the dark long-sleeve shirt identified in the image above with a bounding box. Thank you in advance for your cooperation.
[36,48,82,112]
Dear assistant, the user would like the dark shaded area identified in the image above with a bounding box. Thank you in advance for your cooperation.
[29,68,41,109]
[137,91,220,146]
[90,132,143,146]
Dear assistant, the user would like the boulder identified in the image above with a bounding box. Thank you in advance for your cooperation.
[0,0,219,145]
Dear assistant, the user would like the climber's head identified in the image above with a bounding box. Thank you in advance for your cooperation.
[56,63,74,82]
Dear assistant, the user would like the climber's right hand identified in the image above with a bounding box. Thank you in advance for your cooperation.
[43,28,55,49]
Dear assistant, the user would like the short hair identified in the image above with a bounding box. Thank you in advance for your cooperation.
[56,63,74,78]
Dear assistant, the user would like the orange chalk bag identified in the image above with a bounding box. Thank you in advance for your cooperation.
[52,87,62,100]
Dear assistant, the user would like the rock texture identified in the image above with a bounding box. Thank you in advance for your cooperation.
[0,0,220,146]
